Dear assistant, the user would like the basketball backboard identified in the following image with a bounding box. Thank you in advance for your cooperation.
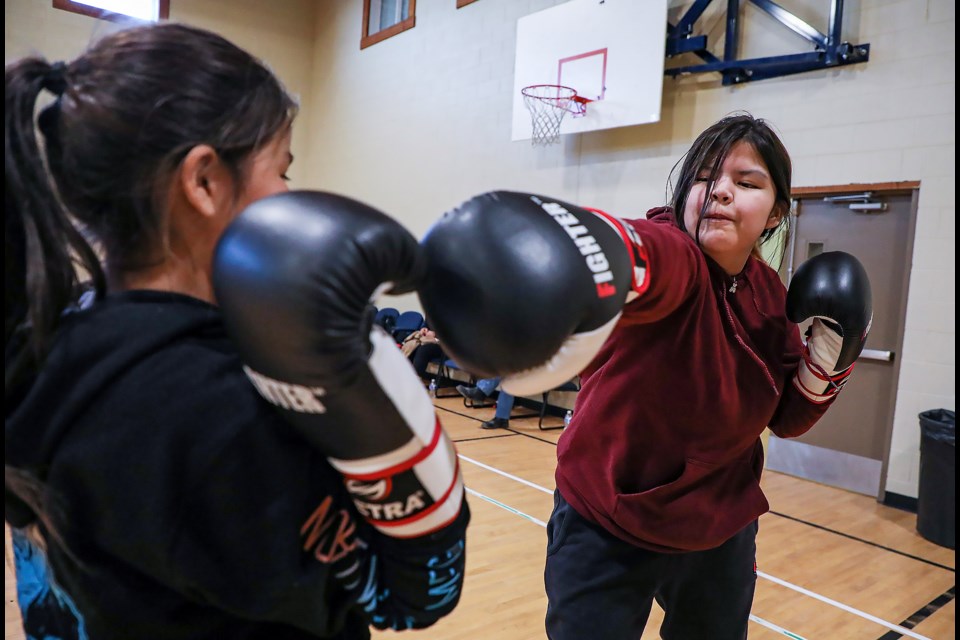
[511,0,669,142]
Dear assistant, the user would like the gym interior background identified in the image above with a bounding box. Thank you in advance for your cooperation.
[5,1,955,637]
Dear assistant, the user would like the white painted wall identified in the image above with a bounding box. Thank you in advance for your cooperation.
[6,0,954,499]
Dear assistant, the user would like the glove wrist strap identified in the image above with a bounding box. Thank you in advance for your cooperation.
[793,345,854,404]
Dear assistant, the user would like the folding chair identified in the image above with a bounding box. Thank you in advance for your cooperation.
[392,310,425,344]
[425,355,456,397]
[374,307,399,335]
[536,378,581,430]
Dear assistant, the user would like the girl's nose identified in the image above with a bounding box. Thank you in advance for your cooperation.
[711,180,733,204]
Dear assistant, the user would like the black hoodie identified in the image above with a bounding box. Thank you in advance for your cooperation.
[6,290,467,639]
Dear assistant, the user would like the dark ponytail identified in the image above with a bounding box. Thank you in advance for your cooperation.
[5,58,105,397]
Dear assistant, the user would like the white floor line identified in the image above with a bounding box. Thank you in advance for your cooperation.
[748,614,808,639]
[757,571,932,640]
[458,454,554,495]
[464,487,547,527]
[458,454,933,640]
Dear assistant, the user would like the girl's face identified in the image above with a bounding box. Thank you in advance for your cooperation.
[232,126,294,217]
[682,140,782,275]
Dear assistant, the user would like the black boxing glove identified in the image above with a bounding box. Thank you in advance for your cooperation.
[213,190,463,538]
[418,191,648,396]
[786,251,873,403]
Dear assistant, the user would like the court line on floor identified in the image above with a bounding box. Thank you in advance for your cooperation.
[756,571,931,640]
[501,427,564,446]
[877,586,956,640]
[748,615,808,640]
[464,487,547,527]
[459,455,553,495]
[454,433,517,444]
[435,403,560,445]
[458,454,933,640]
[435,404,496,422]
[769,511,954,573]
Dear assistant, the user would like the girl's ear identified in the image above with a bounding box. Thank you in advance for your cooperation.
[765,201,788,230]
[178,144,233,218]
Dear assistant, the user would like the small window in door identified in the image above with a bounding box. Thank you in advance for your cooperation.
[806,241,825,261]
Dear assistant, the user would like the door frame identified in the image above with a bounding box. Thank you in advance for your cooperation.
[789,180,920,502]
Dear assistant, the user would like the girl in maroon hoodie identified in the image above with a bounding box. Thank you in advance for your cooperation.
[544,114,871,639]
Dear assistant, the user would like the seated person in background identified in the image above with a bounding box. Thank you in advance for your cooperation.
[457,377,514,430]
[402,326,444,382]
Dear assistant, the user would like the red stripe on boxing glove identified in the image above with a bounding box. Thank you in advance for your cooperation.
[326,329,463,537]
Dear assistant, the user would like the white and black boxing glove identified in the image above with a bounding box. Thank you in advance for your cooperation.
[213,191,463,538]
[786,251,873,403]
[418,191,648,396]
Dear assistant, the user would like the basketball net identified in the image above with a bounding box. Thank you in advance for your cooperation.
[521,84,589,146]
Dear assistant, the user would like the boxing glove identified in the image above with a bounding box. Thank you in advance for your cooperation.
[418,191,648,396]
[786,251,873,403]
[213,191,463,538]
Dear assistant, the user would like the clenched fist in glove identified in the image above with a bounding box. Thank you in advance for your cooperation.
[786,251,873,403]
[417,191,649,396]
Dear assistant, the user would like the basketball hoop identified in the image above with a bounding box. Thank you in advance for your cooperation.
[521,84,591,145]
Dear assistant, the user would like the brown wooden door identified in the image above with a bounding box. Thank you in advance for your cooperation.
[768,191,917,497]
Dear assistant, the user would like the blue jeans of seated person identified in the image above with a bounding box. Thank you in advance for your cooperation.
[476,377,514,421]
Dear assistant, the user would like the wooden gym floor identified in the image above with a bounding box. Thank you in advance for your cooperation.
[6,395,955,639]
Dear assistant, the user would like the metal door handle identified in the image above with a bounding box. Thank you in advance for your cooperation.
[859,349,894,362]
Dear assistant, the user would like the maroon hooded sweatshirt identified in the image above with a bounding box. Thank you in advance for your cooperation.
[555,207,833,553]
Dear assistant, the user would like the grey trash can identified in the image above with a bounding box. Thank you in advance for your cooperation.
[917,409,955,549]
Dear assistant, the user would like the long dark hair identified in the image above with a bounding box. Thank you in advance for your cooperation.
[5,22,297,530]
[667,112,792,265]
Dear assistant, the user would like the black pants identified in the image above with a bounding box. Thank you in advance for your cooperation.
[410,343,444,380]
[544,490,758,640]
